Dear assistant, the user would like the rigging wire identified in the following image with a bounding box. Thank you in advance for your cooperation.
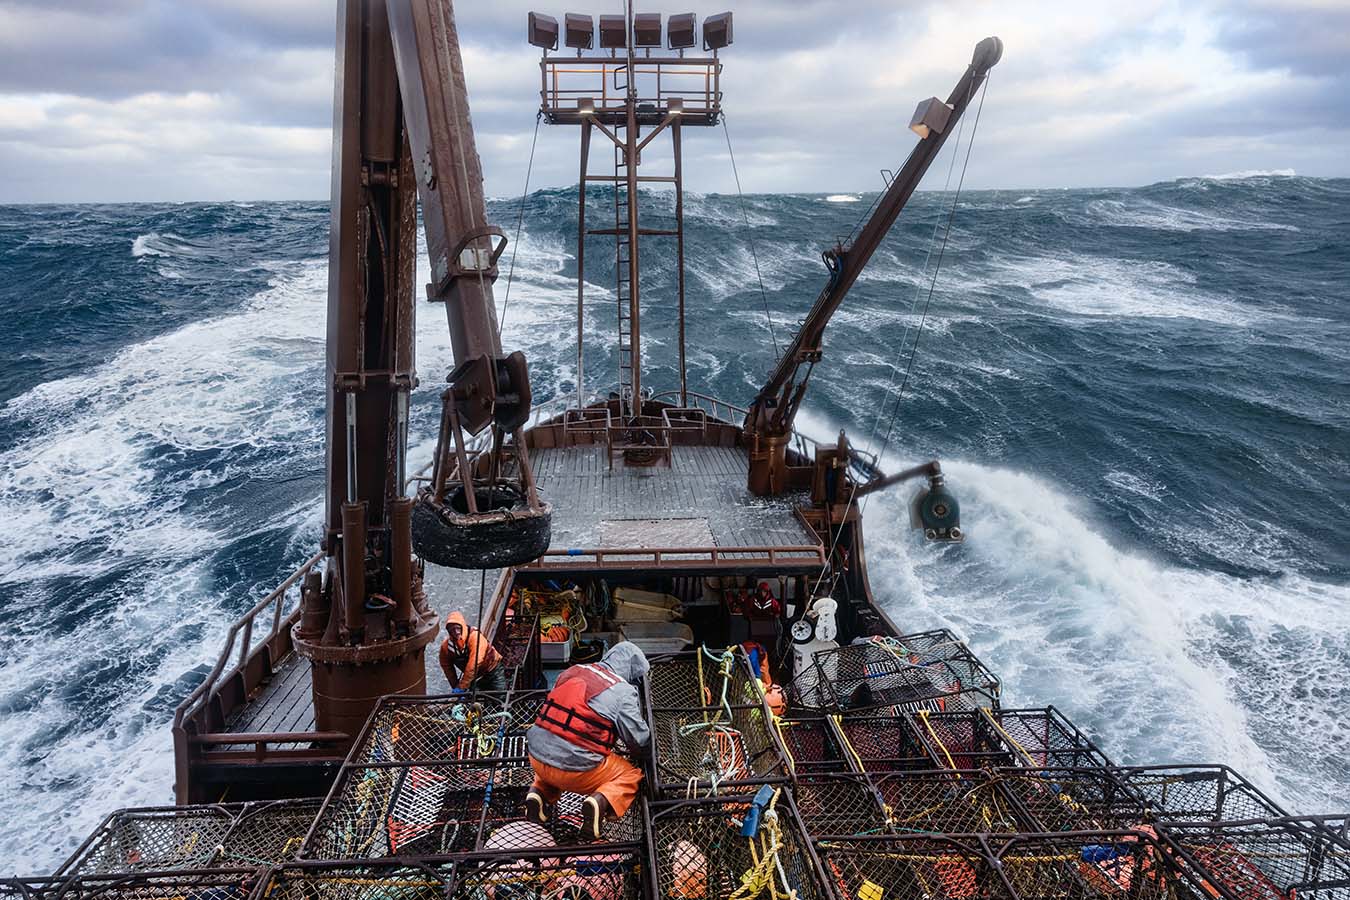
[721,115,780,359]
[499,112,544,332]
[808,74,991,598]
[863,74,989,517]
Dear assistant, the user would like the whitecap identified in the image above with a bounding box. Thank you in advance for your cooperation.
[825,194,861,203]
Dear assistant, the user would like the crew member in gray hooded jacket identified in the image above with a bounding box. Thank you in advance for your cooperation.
[525,641,650,839]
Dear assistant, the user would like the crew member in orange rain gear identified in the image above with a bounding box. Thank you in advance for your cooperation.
[524,642,650,840]
[439,611,507,693]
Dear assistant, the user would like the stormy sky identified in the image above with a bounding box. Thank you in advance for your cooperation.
[0,0,1347,203]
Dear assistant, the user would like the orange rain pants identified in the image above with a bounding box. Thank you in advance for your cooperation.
[529,753,644,818]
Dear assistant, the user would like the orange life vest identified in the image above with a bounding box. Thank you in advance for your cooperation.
[534,663,623,754]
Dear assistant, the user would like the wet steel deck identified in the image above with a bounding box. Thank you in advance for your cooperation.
[530,444,816,552]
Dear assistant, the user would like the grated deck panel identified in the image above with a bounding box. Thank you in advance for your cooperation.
[530,444,814,552]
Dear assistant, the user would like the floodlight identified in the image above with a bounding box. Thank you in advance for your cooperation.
[666,97,684,115]
[703,12,732,51]
[564,13,594,50]
[908,97,952,139]
[667,13,696,49]
[527,12,559,51]
[577,97,595,116]
[634,13,662,47]
[599,15,627,49]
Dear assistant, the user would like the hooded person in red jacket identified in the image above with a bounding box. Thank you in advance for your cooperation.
[524,641,650,839]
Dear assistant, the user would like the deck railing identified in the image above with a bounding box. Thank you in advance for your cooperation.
[172,552,322,737]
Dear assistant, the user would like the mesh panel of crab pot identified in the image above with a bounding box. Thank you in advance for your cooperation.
[1111,766,1289,824]
[914,708,1113,770]
[353,694,526,765]
[263,863,452,900]
[794,773,888,837]
[651,703,788,789]
[38,871,264,900]
[1158,817,1350,900]
[650,795,827,900]
[56,806,239,876]
[818,836,1005,900]
[833,714,935,773]
[452,850,643,900]
[995,767,1148,832]
[872,770,1032,835]
[216,799,322,866]
[303,761,531,858]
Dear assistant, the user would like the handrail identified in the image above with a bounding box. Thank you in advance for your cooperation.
[523,543,824,571]
[172,551,322,731]
[651,388,883,483]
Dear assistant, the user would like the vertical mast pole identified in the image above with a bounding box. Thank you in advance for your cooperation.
[673,119,687,407]
[577,121,591,409]
[624,0,641,417]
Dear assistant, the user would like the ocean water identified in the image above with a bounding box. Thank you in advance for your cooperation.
[0,174,1347,867]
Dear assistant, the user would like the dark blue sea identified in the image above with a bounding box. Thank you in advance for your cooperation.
[0,173,1347,866]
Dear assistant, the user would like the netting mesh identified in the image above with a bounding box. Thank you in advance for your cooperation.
[453,850,644,900]
[992,768,1148,832]
[820,832,1185,900]
[57,806,237,876]
[218,800,323,866]
[793,774,888,837]
[8,871,264,900]
[496,615,542,691]
[775,717,848,772]
[912,707,1113,770]
[650,701,787,789]
[353,694,538,766]
[833,715,934,773]
[304,761,534,858]
[1159,817,1350,900]
[650,795,826,900]
[1114,766,1287,824]
[872,771,1032,835]
[790,632,999,714]
[262,862,451,900]
[647,651,760,711]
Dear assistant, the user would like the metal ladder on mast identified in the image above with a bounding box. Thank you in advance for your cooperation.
[613,137,635,417]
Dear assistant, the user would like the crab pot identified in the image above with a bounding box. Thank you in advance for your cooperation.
[3,870,265,900]
[216,799,324,866]
[832,714,934,774]
[911,706,1114,770]
[1111,765,1289,824]
[54,805,239,876]
[870,770,1034,835]
[648,794,830,900]
[646,698,790,792]
[261,862,452,900]
[1157,816,1350,900]
[302,759,534,858]
[818,831,1189,900]
[992,767,1148,833]
[789,630,1000,714]
[349,691,542,766]
[645,651,789,793]
[775,716,851,772]
[646,650,761,710]
[793,773,889,837]
[494,614,543,690]
[451,846,644,900]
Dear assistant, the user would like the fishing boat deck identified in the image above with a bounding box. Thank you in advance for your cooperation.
[526,444,820,566]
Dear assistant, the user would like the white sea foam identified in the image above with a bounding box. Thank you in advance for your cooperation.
[986,253,1263,326]
[1200,168,1297,180]
[826,194,861,203]
[1084,198,1298,233]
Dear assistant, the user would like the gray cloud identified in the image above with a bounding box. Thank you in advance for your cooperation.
[0,0,1346,203]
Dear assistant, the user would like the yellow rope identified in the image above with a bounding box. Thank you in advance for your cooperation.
[978,707,1036,766]
[916,710,957,769]
[831,714,868,773]
[729,789,796,900]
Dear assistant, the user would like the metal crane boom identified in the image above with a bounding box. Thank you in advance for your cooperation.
[744,36,1002,496]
